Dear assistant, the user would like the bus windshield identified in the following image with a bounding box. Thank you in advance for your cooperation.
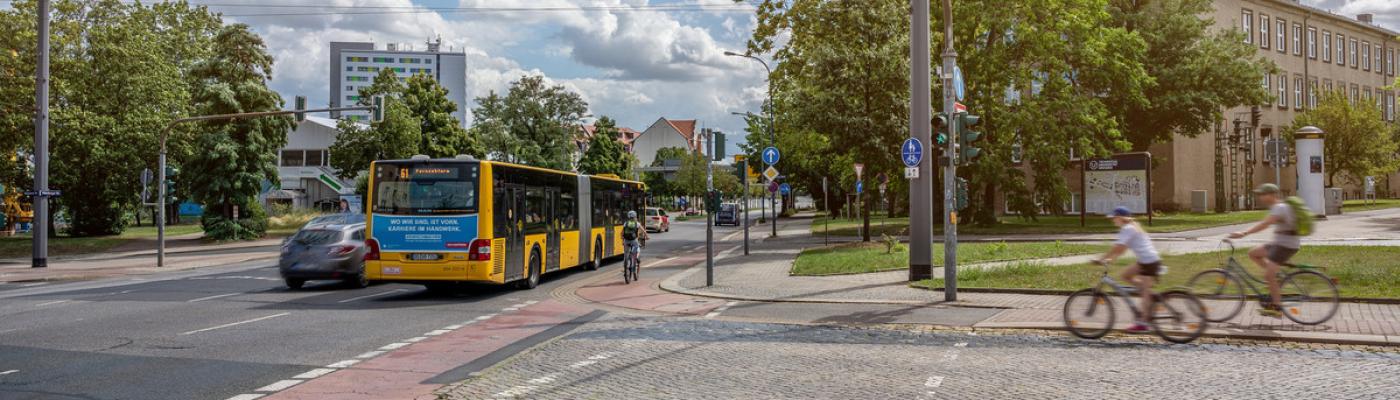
[372,162,478,215]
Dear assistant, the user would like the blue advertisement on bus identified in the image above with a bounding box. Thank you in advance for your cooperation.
[371,214,478,252]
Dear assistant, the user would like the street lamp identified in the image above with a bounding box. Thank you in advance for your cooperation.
[725,50,778,238]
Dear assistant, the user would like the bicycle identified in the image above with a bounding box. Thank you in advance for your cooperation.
[622,240,641,284]
[1063,260,1208,344]
[1185,239,1339,325]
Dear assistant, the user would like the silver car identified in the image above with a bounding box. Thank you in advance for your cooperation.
[279,222,369,289]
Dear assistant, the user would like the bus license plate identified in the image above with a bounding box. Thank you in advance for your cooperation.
[382,266,401,275]
[409,253,442,261]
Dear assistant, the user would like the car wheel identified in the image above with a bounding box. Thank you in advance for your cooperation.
[345,262,370,288]
[285,278,305,290]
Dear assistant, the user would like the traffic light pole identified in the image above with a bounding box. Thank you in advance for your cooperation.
[742,158,749,255]
[705,129,715,287]
[32,0,51,268]
[908,0,933,281]
[940,0,959,301]
[154,104,376,267]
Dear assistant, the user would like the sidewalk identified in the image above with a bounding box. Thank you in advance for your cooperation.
[0,238,282,283]
[659,214,1400,346]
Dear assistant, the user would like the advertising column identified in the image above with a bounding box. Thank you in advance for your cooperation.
[1294,126,1325,212]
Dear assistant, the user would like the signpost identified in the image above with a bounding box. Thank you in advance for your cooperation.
[952,65,965,101]
[762,146,780,237]
[736,154,749,255]
[762,147,780,165]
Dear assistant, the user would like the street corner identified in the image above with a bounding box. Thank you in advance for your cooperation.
[573,275,730,317]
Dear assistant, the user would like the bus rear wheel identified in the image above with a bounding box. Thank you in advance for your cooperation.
[585,238,602,271]
[516,248,542,290]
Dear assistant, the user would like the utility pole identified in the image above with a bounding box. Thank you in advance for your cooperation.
[741,156,749,255]
[907,0,933,281]
[940,0,959,301]
[32,0,51,269]
[705,128,715,286]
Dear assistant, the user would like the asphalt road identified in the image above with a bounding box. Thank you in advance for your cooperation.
[0,215,740,400]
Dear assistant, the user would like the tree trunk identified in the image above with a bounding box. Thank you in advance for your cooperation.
[861,190,871,242]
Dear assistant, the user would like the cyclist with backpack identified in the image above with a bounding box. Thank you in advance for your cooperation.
[622,210,648,279]
[1229,183,1311,318]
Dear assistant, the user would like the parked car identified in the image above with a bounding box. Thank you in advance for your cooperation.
[684,207,700,216]
[715,203,740,226]
[644,207,670,232]
[279,222,369,289]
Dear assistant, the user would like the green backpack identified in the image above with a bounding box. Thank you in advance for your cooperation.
[1283,196,1314,236]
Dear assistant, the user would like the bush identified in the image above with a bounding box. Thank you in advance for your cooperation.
[268,208,323,232]
[201,201,269,241]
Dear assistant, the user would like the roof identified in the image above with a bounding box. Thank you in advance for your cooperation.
[664,119,697,143]
[580,124,642,144]
[1261,0,1400,37]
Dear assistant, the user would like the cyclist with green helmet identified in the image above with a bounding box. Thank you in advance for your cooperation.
[622,210,648,273]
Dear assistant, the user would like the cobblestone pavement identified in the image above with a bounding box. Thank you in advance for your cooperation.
[440,315,1400,399]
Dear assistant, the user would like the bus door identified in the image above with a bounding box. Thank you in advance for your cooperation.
[545,187,561,272]
[603,191,616,257]
[502,184,526,281]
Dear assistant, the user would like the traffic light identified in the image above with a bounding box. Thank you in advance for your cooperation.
[932,112,950,149]
[371,95,385,122]
[956,112,982,165]
[1249,106,1261,128]
[706,190,722,213]
[164,165,179,203]
[294,95,307,122]
[712,132,726,161]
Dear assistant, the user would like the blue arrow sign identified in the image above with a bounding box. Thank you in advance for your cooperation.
[901,138,923,167]
[953,65,966,102]
[856,181,863,194]
[762,147,780,165]
[779,183,791,195]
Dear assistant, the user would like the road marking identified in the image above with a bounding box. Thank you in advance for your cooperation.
[180,313,290,335]
[326,360,359,368]
[0,329,18,335]
[496,385,538,398]
[225,394,264,400]
[355,350,384,359]
[378,342,409,351]
[527,372,563,385]
[18,282,48,287]
[336,289,406,303]
[0,370,17,376]
[705,301,739,319]
[34,300,70,306]
[255,379,302,392]
[292,368,337,379]
[425,329,451,336]
[473,314,497,320]
[187,292,243,303]
[954,342,967,347]
[569,360,597,369]
[641,256,679,269]
[588,352,618,360]
[187,276,280,281]
[443,324,464,330]
[404,336,427,343]
[925,376,944,388]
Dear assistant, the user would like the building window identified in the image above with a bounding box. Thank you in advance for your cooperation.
[1276,19,1286,53]
[345,56,367,62]
[1375,45,1383,75]
[1260,14,1269,49]
[1349,38,1358,68]
[1306,27,1316,58]
[1322,31,1331,62]
[347,95,360,102]
[1324,80,1332,95]
[1362,42,1371,71]
[426,59,433,64]
[391,67,406,73]
[345,85,354,91]
[345,66,353,72]
[372,57,394,63]
[1242,10,1253,43]
[356,66,378,72]
[307,150,326,166]
[1308,79,1318,109]
[1351,85,1359,104]
[347,76,369,82]
[1277,74,1287,108]
[1389,49,1395,76]
[280,150,305,167]
[1293,77,1302,110]
[399,58,421,64]
[1336,34,1345,65]
[1291,24,1302,56]
[1388,94,1395,122]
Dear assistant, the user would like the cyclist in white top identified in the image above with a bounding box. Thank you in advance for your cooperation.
[1096,206,1162,333]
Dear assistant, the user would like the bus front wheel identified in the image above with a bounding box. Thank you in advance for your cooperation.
[516,248,542,290]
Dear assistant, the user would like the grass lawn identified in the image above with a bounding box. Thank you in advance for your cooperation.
[791,240,1103,276]
[0,223,205,259]
[1342,199,1400,212]
[915,245,1400,299]
[812,211,1267,237]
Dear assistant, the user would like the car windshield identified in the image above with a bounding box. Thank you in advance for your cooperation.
[720,204,736,212]
[373,162,478,215]
[292,229,343,245]
[646,209,662,216]
[307,214,365,226]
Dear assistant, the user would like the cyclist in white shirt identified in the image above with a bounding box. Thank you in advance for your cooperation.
[1096,206,1162,333]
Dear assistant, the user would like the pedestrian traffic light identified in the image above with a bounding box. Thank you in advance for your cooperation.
[932,112,950,149]
[163,165,179,203]
[371,95,385,122]
[956,112,982,165]
[294,95,307,122]
[955,177,969,211]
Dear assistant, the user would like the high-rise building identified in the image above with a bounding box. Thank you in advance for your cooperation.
[329,39,467,125]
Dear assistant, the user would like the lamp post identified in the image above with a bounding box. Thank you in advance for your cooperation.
[725,51,778,238]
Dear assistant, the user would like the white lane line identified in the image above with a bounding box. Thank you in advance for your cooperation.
[404,336,427,343]
[523,300,538,305]
[588,352,618,360]
[424,329,451,336]
[641,256,679,269]
[187,292,243,303]
[355,350,385,359]
[225,394,264,400]
[255,379,302,392]
[495,385,538,397]
[180,313,290,335]
[378,342,409,351]
[0,370,17,376]
[326,360,360,368]
[569,360,597,369]
[527,372,563,385]
[925,376,944,388]
[336,289,407,303]
[18,282,48,287]
[34,300,70,307]
[292,368,337,379]
[443,324,464,330]
[705,301,739,319]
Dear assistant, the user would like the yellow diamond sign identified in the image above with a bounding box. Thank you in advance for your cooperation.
[763,166,779,181]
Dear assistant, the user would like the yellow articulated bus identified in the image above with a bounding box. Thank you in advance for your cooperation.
[363,155,646,290]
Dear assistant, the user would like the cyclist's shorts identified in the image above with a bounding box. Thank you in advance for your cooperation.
[1135,261,1162,277]
[1265,245,1299,264]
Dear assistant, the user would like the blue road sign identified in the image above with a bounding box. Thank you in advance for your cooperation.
[953,65,966,101]
[856,181,863,194]
[762,147,780,165]
[901,138,923,167]
[779,183,791,195]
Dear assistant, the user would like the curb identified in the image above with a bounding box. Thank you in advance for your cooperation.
[909,285,1400,305]
[971,321,1397,347]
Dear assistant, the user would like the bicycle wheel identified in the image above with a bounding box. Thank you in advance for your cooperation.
[623,255,633,284]
[1063,289,1115,339]
[1151,290,1208,344]
[1279,270,1339,325]
[1185,269,1245,322]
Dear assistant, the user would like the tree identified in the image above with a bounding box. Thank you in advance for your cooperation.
[1106,0,1275,150]
[185,24,292,240]
[577,116,631,176]
[329,69,418,179]
[473,75,588,170]
[671,150,710,198]
[1287,90,1399,187]
[403,73,480,158]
